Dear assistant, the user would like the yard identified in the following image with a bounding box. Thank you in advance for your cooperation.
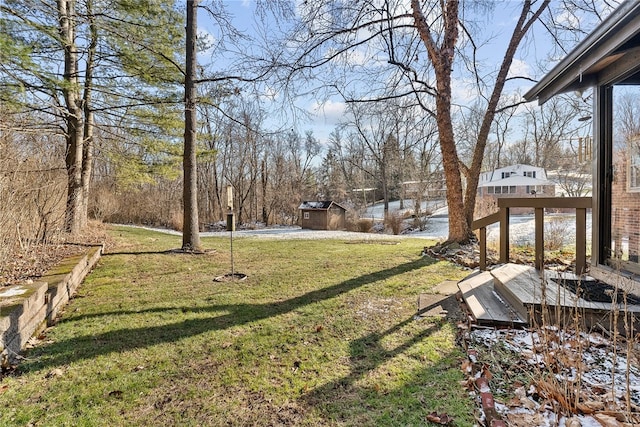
[0,226,475,426]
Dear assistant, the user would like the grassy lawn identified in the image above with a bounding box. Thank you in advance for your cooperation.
[0,226,475,426]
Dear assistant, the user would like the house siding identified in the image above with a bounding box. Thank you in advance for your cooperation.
[476,165,556,216]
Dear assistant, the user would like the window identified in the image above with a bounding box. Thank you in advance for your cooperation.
[487,187,494,194]
[304,212,310,219]
[494,186,502,194]
[509,186,516,194]
[628,137,640,190]
[608,87,640,274]
[524,171,537,178]
[501,172,511,179]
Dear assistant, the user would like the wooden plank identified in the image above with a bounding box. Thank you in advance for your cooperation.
[544,270,640,312]
[497,197,592,209]
[491,264,535,321]
[492,264,539,303]
[472,212,500,230]
[491,265,640,313]
[491,264,579,312]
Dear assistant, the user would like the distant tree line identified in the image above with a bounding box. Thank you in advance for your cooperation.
[0,0,617,251]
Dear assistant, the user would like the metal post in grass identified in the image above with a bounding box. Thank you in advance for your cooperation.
[226,185,236,280]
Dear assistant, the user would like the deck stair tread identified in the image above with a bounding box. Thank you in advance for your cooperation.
[457,270,527,326]
[458,264,640,328]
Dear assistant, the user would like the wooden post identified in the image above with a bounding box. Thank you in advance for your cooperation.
[472,212,500,271]
[499,207,509,264]
[535,207,544,270]
[576,207,587,275]
[479,226,487,271]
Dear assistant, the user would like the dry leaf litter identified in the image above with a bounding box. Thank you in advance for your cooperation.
[463,326,640,426]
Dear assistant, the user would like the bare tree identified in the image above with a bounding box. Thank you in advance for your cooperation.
[325,127,374,210]
[520,96,582,169]
[343,102,405,217]
[544,0,620,57]
[268,0,551,243]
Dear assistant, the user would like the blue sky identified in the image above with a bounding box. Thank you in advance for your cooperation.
[196,1,609,147]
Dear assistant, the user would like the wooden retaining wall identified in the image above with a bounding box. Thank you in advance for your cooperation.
[0,245,103,365]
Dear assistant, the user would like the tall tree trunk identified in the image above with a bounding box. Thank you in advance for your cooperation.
[412,0,470,242]
[182,0,201,250]
[80,0,98,230]
[412,0,549,243]
[58,0,84,234]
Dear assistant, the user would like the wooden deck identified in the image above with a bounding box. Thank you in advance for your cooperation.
[458,263,640,333]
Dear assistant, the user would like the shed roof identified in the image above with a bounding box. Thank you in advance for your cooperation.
[298,201,346,211]
[524,0,640,104]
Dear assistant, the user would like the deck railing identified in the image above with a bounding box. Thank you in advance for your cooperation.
[471,197,592,274]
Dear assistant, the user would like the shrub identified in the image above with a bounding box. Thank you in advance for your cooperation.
[545,216,570,250]
[356,218,373,233]
[385,212,404,235]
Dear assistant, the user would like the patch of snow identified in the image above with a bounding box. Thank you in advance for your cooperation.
[467,327,640,424]
[362,199,446,219]
[0,286,27,297]
[118,202,593,247]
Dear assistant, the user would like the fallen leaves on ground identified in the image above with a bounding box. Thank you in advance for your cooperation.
[463,327,640,426]
[426,411,453,425]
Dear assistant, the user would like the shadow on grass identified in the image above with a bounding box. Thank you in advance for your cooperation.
[300,318,470,425]
[102,249,215,256]
[20,257,436,372]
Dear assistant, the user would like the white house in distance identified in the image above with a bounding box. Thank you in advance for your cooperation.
[477,164,556,214]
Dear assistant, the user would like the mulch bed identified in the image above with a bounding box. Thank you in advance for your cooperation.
[0,243,88,286]
[0,223,111,287]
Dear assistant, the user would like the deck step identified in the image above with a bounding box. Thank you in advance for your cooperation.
[492,264,585,314]
[491,264,541,322]
[458,270,527,326]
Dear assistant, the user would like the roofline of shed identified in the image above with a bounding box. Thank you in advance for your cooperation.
[524,0,640,103]
[299,201,348,211]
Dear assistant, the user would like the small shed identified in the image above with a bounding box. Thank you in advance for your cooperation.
[299,201,347,230]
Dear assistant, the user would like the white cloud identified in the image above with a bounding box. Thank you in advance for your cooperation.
[310,99,347,124]
[507,58,531,80]
[554,9,580,31]
[451,77,479,105]
[302,99,349,147]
